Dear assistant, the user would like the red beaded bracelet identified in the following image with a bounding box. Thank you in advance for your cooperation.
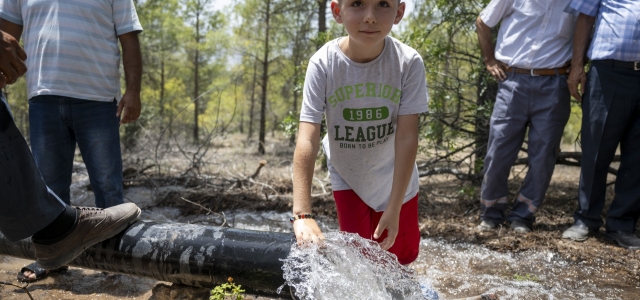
[290,213,315,223]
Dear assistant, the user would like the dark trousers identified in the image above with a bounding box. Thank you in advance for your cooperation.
[0,96,66,242]
[481,71,571,226]
[574,60,640,233]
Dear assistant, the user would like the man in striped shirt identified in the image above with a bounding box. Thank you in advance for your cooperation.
[562,0,640,249]
[0,0,143,280]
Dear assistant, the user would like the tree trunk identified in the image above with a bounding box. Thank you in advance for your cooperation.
[474,73,497,184]
[290,77,299,146]
[248,59,258,140]
[318,0,327,34]
[473,26,500,184]
[193,14,200,143]
[258,0,271,155]
[159,59,165,117]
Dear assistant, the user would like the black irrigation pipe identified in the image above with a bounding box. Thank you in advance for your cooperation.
[0,221,295,298]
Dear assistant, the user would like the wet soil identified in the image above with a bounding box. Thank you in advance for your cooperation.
[150,150,640,296]
[1,135,639,299]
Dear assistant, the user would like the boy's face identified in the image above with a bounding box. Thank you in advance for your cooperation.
[331,0,405,47]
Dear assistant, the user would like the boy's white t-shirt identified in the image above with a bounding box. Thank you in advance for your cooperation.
[300,36,429,212]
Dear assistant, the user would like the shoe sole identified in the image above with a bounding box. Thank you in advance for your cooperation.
[37,206,141,270]
[562,230,597,242]
[476,225,495,231]
[562,235,589,242]
[603,233,640,250]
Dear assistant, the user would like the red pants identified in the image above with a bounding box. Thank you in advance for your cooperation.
[333,190,420,265]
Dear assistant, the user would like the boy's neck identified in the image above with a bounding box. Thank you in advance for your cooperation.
[339,36,387,63]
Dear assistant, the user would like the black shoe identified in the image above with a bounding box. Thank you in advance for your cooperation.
[604,231,640,250]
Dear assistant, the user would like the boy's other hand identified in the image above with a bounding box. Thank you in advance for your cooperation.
[374,209,400,251]
[293,219,325,246]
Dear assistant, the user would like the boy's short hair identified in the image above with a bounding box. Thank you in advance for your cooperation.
[335,0,402,4]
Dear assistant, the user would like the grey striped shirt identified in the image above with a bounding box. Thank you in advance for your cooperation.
[0,0,143,102]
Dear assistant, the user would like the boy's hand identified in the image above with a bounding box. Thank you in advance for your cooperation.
[293,219,325,246]
[374,208,400,251]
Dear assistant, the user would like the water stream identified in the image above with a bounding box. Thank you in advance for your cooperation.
[278,232,430,300]
[5,177,638,299]
[141,203,640,299]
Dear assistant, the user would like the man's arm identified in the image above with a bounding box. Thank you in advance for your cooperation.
[374,114,419,251]
[476,16,507,81]
[567,13,596,102]
[117,31,142,124]
[292,121,324,244]
[0,19,25,86]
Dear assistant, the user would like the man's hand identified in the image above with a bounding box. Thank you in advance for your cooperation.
[486,59,508,82]
[567,65,587,102]
[293,219,325,246]
[374,208,400,251]
[118,32,142,124]
[0,30,26,87]
[117,92,141,124]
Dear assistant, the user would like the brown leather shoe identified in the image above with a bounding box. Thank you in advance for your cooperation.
[33,203,141,270]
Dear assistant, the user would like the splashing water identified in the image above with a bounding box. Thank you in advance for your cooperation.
[279,232,436,300]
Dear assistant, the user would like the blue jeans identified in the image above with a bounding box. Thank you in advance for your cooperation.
[0,95,66,241]
[29,95,124,209]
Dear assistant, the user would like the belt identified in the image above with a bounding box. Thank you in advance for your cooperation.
[597,59,640,71]
[505,66,570,76]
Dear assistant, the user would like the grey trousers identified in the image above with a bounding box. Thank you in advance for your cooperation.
[0,95,66,242]
[480,71,571,226]
[573,60,640,233]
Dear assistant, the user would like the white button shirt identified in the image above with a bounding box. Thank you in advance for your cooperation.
[480,0,577,69]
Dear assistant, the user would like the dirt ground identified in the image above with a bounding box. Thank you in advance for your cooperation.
[1,134,639,299]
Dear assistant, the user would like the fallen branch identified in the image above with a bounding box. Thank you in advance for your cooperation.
[0,281,34,300]
[313,176,328,195]
[311,191,332,197]
[247,178,279,195]
[418,167,479,182]
[513,152,619,176]
[180,197,228,227]
[249,160,267,179]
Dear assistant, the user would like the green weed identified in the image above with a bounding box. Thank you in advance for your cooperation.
[210,277,245,300]
[512,273,540,283]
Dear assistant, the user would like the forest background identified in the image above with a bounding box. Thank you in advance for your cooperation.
[5,2,640,297]
[4,0,587,184]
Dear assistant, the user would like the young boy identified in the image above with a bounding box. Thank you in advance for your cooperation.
[292,0,429,265]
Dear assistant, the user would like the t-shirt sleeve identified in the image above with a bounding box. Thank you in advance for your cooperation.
[0,0,22,26]
[398,54,429,116]
[113,0,143,35]
[479,0,514,28]
[300,59,326,124]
